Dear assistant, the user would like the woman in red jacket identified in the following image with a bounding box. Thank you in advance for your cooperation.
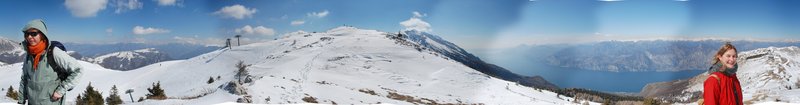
[703,42,743,105]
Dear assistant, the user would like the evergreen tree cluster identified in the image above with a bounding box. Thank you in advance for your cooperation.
[146,81,167,100]
[5,86,19,101]
[105,85,123,105]
[76,83,104,105]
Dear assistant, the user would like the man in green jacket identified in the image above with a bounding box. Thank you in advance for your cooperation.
[18,19,83,105]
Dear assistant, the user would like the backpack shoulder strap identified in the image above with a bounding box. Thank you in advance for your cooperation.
[709,74,721,83]
[699,73,722,105]
[46,42,68,81]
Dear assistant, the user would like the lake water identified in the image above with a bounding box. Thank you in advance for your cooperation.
[505,62,706,93]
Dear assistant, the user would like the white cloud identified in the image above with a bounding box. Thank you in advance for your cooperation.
[286,10,328,26]
[400,11,432,33]
[112,0,143,14]
[133,26,170,35]
[106,28,114,35]
[156,0,179,6]
[214,4,257,20]
[290,20,306,26]
[64,0,108,18]
[235,25,275,36]
[412,11,426,18]
[307,10,329,18]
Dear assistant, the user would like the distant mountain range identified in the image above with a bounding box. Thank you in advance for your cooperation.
[63,42,220,59]
[0,37,220,70]
[84,48,173,70]
[491,40,800,72]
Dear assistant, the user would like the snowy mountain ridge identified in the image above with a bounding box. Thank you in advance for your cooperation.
[402,30,462,55]
[85,48,173,70]
[0,37,24,65]
[90,48,161,64]
[1,26,585,104]
[399,29,559,90]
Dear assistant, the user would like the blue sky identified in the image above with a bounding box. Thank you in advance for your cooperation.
[0,0,220,44]
[0,0,798,49]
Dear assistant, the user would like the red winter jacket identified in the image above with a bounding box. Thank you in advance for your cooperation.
[703,72,743,105]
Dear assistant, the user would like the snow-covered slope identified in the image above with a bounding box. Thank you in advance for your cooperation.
[1,26,588,104]
[401,30,558,90]
[641,46,800,104]
[85,48,173,70]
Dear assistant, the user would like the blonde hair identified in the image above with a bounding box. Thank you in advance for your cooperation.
[712,42,737,64]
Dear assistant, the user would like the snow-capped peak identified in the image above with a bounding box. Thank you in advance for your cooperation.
[325,26,360,34]
[130,48,159,53]
[0,37,25,64]
[94,49,150,62]
[401,30,463,54]
[87,48,172,70]
[0,37,24,53]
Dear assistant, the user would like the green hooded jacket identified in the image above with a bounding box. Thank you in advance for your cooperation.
[18,19,83,105]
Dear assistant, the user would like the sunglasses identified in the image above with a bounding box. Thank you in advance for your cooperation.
[24,31,41,37]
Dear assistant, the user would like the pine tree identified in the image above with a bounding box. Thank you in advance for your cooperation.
[79,83,105,105]
[76,95,84,105]
[146,81,167,100]
[5,85,18,101]
[105,85,123,105]
[236,61,249,82]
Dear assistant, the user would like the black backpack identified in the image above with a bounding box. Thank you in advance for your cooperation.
[45,41,71,85]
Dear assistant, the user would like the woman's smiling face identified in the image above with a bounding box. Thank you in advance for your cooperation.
[718,49,737,69]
